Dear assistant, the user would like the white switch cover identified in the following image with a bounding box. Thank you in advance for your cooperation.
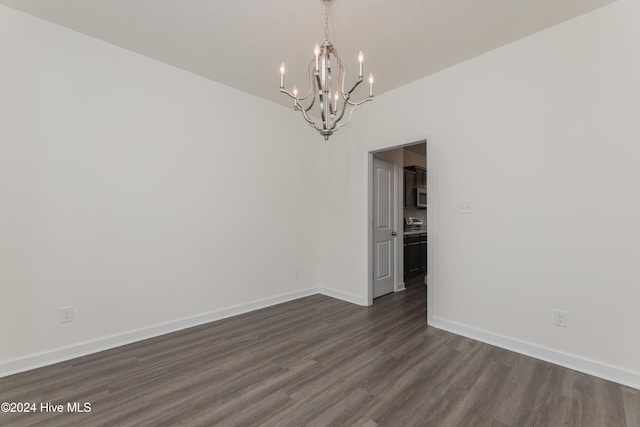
[458,201,472,214]
[59,306,74,323]
[553,309,568,327]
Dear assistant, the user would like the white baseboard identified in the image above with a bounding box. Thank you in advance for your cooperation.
[317,286,368,306]
[0,287,319,378]
[6,292,637,392]
[431,316,640,391]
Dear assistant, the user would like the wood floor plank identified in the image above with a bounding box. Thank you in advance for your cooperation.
[623,387,640,427]
[1,283,638,426]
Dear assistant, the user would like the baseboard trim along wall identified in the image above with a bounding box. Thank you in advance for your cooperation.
[431,316,640,391]
[317,287,368,306]
[5,292,636,391]
[0,286,365,378]
[0,288,318,378]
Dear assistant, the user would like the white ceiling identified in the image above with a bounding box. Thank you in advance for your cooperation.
[0,0,618,108]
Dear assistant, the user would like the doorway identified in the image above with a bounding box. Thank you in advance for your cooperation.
[368,138,431,321]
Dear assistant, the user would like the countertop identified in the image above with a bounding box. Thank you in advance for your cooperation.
[404,228,427,236]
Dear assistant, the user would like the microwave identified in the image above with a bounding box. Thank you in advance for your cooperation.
[416,188,427,208]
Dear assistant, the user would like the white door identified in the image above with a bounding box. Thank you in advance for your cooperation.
[373,157,396,298]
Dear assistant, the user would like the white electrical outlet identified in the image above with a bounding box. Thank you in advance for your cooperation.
[59,306,74,324]
[553,309,567,327]
[458,201,472,214]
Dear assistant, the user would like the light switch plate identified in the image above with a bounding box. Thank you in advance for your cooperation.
[553,309,568,327]
[59,306,74,323]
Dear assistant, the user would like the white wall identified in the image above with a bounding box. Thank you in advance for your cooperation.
[317,0,640,385]
[0,5,318,367]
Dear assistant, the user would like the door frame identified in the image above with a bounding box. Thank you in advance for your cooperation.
[366,134,434,325]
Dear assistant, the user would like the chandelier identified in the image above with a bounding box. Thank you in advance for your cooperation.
[279,0,374,140]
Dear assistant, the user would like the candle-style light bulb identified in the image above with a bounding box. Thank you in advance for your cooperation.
[334,91,339,112]
[293,86,298,108]
[358,51,364,78]
[280,63,285,88]
[314,44,321,72]
[293,86,298,98]
[368,73,374,97]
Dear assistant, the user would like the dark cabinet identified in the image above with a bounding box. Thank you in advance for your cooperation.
[404,233,427,277]
[405,166,426,188]
[403,166,426,208]
[416,168,426,188]
[419,233,427,273]
[403,168,416,208]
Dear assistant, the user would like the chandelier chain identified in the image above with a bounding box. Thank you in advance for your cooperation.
[324,0,329,41]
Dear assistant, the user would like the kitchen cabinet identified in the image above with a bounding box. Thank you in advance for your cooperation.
[415,166,426,188]
[403,168,416,208]
[404,233,427,276]
[406,165,426,188]
[419,233,427,273]
[404,166,426,208]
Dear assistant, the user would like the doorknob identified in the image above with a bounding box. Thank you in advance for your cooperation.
[391,231,397,236]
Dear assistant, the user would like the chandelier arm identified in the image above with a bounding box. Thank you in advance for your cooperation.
[280,59,316,103]
[298,60,318,112]
[280,88,316,103]
[279,88,298,100]
[345,77,364,96]
[297,91,314,102]
[345,96,373,107]
[297,105,316,126]
[335,103,363,130]
[297,103,325,132]
[280,84,318,117]
[298,59,317,103]
[302,91,317,112]
[297,83,318,111]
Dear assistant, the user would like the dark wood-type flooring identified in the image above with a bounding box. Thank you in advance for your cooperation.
[1,280,639,426]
